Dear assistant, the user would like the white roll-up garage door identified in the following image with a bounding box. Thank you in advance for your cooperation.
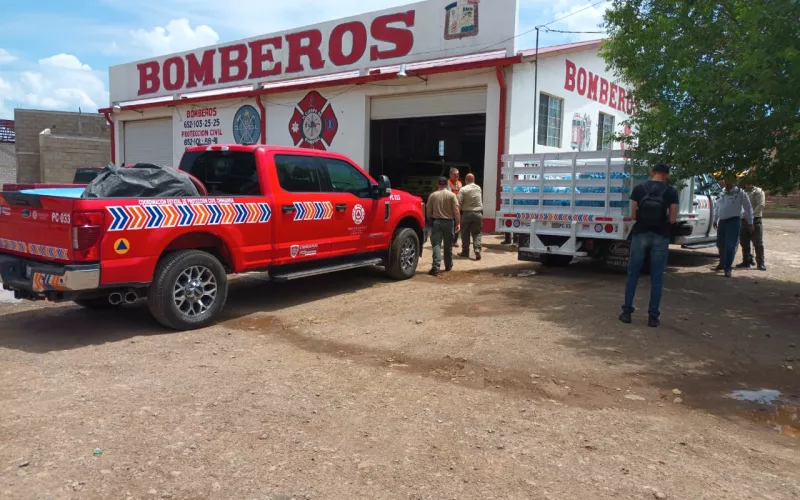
[123,118,173,166]
[370,87,487,120]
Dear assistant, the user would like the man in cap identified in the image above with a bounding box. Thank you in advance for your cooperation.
[713,173,754,277]
[457,173,484,260]
[426,177,461,276]
[619,163,680,328]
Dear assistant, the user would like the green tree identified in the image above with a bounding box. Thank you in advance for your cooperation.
[601,0,800,193]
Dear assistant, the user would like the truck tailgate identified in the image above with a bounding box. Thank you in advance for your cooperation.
[0,190,78,262]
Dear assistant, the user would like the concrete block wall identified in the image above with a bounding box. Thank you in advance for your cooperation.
[14,109,109,183]
[39,134,111,184]
[0,143,16,186]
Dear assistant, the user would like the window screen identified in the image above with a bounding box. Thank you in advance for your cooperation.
[537,94,564,148]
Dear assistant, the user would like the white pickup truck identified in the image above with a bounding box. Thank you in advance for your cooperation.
[495,150,719,269]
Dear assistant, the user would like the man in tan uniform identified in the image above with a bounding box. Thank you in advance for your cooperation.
[737,181,767,271]
[457,173,484,260]
[426,177,461,276]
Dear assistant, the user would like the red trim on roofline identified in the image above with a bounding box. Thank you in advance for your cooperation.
[99,54,523,114]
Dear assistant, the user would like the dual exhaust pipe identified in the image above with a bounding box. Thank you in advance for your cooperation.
[108,290,139,306]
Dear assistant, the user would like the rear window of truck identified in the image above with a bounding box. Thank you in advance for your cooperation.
[179,151,260,196]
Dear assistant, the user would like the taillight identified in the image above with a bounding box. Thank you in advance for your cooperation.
[604,224,614,233]
[72,211,105,262]
[505,219,513,227]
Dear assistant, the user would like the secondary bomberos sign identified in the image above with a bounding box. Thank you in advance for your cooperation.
[109,0,518,104]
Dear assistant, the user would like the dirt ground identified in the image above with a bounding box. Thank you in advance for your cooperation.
[1,220,799,500]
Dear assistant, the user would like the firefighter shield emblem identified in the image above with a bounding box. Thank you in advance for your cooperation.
[290,245,300,258]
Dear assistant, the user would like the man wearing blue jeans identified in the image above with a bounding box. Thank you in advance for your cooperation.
[620,163,679,328]
[713,174,754,277]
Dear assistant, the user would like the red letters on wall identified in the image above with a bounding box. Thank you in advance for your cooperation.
[135,11,417,96]
[563,59,634,114]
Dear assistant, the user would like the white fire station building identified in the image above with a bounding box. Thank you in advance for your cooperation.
[103,0,633,232]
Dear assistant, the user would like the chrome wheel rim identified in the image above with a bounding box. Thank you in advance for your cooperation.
[400,237,417,273]
[173,266,217,317]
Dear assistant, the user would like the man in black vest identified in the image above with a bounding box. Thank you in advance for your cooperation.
[619,163,680,327]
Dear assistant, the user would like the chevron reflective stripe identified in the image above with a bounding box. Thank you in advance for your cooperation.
[127,205,150,230]
[257,203,272,223]
[107,201,273,231]
[208,204,223,225]
[176,204,195,227]
[193,204,211,226]
[233,203,248,224]
[291,201,332,221]
[107,206,130,231]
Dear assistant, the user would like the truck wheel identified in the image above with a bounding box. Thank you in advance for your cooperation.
[74,297,117,309]
[540,254,573,267]
[386,228,420,280]
[148,250,228,331]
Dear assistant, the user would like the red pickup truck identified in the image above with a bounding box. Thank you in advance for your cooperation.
[0,145,426,330]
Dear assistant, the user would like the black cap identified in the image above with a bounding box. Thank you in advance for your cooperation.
[651,163,670,174]
[438,177,448,186]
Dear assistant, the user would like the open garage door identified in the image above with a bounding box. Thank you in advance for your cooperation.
[369,88,487,201]
[123,118,173,166]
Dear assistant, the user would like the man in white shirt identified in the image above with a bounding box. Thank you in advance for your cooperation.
[713,174,754,277]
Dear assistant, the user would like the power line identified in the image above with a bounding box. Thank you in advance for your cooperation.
[542,28,605,34]
[538,0,609,29]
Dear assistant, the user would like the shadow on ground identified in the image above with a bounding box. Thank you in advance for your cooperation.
[479,257,800,437]
[0,267,388,354]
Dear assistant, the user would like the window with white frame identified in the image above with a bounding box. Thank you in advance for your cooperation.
[597,112,615,151]
[537,93,563,148]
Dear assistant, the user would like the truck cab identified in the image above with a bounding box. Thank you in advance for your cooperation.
[0,145,426,330]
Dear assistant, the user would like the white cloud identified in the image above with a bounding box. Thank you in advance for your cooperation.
[0,48,17,64]
[0,54,108,118]
[106,0,416,39]
[130,19,220,56]
[39,53,92,71]
[552,0,608,41]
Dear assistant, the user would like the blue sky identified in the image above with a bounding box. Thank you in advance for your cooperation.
[0,0,607,119]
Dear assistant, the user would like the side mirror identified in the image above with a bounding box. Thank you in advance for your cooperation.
[373,175,391,198]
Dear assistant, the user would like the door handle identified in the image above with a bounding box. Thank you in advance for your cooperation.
[336,204,347,212]
[282,205,296,214]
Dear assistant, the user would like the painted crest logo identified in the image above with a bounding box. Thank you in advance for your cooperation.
[289,91,339,150]
[290,245,300,258]
[352,204,365,225]
[444,0,480,40]
[233,104,261,145]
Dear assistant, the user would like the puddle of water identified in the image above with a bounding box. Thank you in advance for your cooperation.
[730,389,800,439]
[738,406,800,439]
[731,389,782,405]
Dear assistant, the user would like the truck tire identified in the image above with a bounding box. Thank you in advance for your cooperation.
[148,250,228,331]
[386,228,420,280]
[540,254,573,267]
[74,297,117,309]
